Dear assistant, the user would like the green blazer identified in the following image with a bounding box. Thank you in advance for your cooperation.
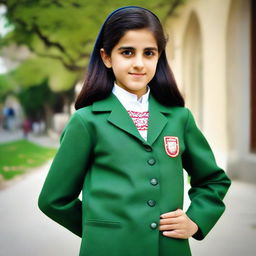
[38,94,231,256]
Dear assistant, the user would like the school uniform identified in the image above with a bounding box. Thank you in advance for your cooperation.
[38,86,231,256]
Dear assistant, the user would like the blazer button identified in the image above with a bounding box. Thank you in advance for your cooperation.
[150,178,158,186]
[144,145,152,152]
[147,158,156,165]
[147,200,156,207]
[150,222,158,229]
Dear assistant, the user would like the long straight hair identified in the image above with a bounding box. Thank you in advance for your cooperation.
[75,6,184,109]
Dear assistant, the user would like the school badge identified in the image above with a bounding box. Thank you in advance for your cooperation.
[164,136,179,157]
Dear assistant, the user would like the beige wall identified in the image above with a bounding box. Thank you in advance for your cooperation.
[165,0,255,182]
[165,0,232,167]
[226,0,256,182]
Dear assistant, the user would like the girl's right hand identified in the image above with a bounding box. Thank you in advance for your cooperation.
[159,209,198,239]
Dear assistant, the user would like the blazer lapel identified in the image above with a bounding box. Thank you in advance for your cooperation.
[147,95,172,145]
[92,94,145,143]
[92,93,173,145]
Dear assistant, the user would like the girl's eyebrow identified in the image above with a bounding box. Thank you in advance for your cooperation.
[117,46,158,51]
[118,47,134,51]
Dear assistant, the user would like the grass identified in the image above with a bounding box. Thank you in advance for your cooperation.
[0,139,57,180]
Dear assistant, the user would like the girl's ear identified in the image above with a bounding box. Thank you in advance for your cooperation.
[100,48,112,68]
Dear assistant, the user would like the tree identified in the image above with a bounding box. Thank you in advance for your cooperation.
[0,0,186,73]
[17,79,74,129]
[0,0,187,116]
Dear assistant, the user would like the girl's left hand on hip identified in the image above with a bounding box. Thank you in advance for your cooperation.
[159,209,198,239]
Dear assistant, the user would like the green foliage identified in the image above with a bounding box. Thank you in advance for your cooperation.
[0,139,56,180]
[17,79,74,119]
[18,80,53,119]
[4,0,186,69]
[0,0,187,96]
[0,73,17,100]
[0,55,77,102]
[11,56,79,91]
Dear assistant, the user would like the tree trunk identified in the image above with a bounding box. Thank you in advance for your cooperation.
[43,102,54,132]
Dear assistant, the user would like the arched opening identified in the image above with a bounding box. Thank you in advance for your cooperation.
[226,0,251,153]
[226,0,254,181]
[250,0,256,152]
[182,12,203,127]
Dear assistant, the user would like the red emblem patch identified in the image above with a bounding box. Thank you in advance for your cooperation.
[164,136,179,157]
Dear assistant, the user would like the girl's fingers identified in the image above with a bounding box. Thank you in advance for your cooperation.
[158,224,180,231]
[160,209,183,218]
[159,217,180,225]
[162,230,186,239]
[159,210,198,239]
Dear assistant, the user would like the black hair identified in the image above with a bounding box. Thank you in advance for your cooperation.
[75,6,184,109]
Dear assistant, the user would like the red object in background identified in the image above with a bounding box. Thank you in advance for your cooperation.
[22,119,32,137]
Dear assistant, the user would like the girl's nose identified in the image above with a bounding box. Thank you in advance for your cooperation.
[133,55,144,69]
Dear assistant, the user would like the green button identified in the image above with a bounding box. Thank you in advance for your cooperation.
[150,222,158,229]
[150,178,158,186]
[147,200,156,207]
[148,159,156,165]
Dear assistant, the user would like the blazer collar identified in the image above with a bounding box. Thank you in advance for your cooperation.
[92,93,172,145]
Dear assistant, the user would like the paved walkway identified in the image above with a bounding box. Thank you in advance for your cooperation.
[0,162,81,256]
[190,181,256,255]
[0,167,255,255]
[0,130,256,255]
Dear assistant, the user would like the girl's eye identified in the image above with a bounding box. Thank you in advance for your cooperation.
[121,50,133,56]
[144,50,155,57]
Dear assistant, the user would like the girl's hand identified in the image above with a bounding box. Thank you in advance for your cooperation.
[159,209,198,239]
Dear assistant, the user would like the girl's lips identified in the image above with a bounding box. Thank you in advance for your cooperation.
[128,72,146,76]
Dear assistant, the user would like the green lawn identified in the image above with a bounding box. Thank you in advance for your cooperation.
[0,140,57,180]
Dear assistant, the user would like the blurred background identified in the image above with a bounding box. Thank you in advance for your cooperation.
[0,0,255,255]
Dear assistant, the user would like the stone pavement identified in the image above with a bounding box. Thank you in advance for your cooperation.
[0,129,80,256]
[190,181,256,256]
[0,162,81,256]
[0,130,255,255]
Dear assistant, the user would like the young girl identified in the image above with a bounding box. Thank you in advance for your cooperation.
[38,6,231,256]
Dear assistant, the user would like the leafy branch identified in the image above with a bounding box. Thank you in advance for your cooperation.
[13,18,89,71]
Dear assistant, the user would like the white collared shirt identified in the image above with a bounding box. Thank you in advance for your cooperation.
[112,83,150,141]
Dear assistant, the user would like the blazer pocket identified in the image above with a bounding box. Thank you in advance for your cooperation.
[85,219,122,228]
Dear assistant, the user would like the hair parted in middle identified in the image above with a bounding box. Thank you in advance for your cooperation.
[75,6,184,110]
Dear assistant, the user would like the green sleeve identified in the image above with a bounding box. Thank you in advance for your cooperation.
[182,109,231,240]
[38,111,93,237]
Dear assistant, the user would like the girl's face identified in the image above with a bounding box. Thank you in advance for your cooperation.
[101,29,159,98]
